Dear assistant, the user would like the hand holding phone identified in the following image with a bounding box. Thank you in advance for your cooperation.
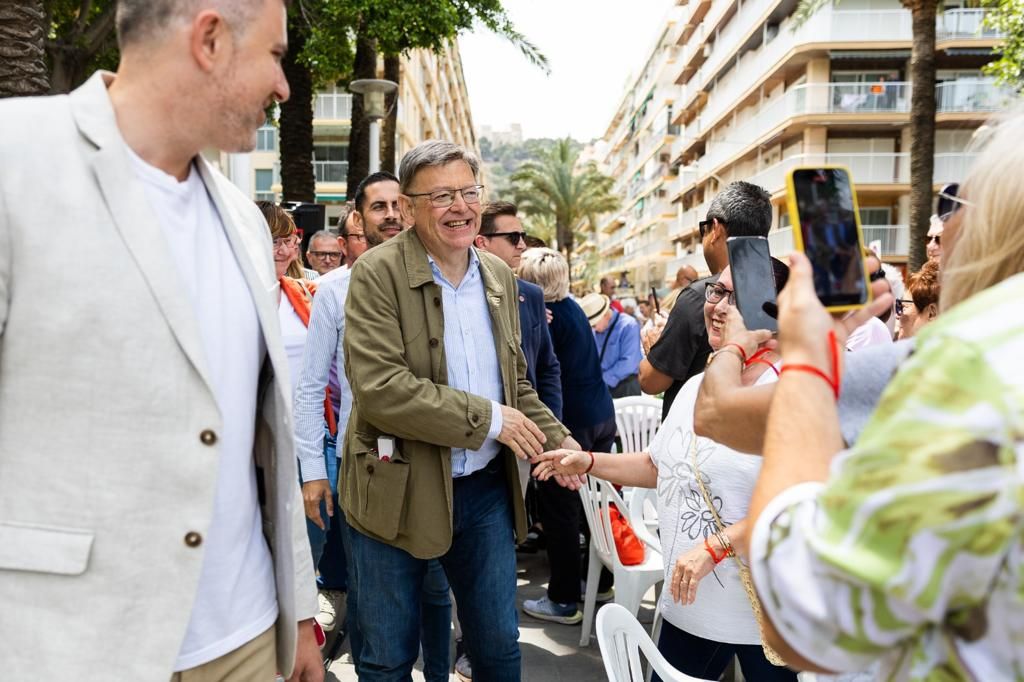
[726,236,778,333]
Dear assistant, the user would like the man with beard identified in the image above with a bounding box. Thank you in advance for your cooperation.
[0,0,322,680]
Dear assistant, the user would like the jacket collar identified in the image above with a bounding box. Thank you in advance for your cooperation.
[399,228,506,301]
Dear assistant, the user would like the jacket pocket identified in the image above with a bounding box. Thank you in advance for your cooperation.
[0,521,94,575]
[352,450,409,541]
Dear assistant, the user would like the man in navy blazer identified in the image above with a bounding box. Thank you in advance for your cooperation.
[475,202,563,419]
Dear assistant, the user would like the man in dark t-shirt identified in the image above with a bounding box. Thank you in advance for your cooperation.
[643,277,715,419]
[638,181,774,419]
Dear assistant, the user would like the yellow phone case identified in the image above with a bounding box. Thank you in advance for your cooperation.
[783,164,873,313]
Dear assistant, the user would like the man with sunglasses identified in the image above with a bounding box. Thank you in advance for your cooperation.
[640,181,773,419]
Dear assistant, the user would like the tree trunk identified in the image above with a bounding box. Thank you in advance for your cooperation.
[346,30,377,200]
[280,18,315,203]
[381,54,400,174]
[906,0,937,272]
[0,0,49,97]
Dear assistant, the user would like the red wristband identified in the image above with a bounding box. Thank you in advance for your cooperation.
[723,343,748,364]
[704,536,728,564]
[583,451,595,475]
[779,330,842,400]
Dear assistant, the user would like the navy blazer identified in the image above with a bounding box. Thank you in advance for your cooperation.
[516,279,563,420]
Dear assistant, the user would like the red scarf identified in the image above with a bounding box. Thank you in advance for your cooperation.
[280,277,338,436]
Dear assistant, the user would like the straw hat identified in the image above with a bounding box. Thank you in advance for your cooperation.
[580,293,611,327]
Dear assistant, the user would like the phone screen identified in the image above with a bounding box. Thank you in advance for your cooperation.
[727,236,777,333]
[789,168,868,309]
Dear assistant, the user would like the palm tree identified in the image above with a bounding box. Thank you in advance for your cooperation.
[512,138,618,269]
[795,0,938,271]
[0,0,49,97]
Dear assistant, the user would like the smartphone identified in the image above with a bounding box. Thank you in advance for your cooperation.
[785,166,871,312]
[650,286,661,315]
[726,236,778,333]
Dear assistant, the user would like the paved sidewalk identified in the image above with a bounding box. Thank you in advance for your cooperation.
[326,550,659,681]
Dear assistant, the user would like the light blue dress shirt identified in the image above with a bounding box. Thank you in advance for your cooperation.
[428,250,505,477]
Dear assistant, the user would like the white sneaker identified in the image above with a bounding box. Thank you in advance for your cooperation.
[316,589,345,632]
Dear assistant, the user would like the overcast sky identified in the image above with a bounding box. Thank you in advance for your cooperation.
[459,0,675,142]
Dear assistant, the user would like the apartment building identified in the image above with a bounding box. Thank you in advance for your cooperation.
[220,41,479,226]
[595,0,1010,290]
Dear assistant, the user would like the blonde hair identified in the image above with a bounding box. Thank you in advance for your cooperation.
[256,200,304,280]
[941,109,1024,310]
[518,248,570,302]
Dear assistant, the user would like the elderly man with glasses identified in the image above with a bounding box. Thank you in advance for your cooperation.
[340,141,579,681]
[305,230,344,276]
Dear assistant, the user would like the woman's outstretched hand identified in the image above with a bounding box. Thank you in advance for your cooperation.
[531,449,590,486]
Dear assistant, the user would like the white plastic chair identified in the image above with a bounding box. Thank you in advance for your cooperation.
[613,396,663,453]
[579,476,664,646]
[596,603,711,682]
[627,486,661,554]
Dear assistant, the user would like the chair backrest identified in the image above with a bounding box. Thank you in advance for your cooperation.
[626,487,661,554]
[601,481,643,570]
[596,603,710,682]
[613,396,663,453]
[579,475,615,568]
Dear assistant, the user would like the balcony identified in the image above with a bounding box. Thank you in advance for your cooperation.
[314,160,348,184]
[670,199,710,239]
[937,79,1014,113]
[692,6,1004,136]
[767,225,908,259]
[666,249,710,277]
[314,93,353,121]
[767,227,794,256]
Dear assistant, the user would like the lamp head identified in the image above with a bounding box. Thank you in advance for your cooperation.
[349,78,398,120]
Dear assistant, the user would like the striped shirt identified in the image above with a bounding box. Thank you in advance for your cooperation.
[428,250,504,477]
[293,267,352,481]
[750,272,1024,680]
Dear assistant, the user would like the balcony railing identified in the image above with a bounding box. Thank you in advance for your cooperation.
[665,249,709,277]
[936,79,1015,112]
[314,93,353,121]
[937,8,1002,40]
[767,225,909,258]
[314,160,348,183]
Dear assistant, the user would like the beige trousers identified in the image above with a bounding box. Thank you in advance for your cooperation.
[169,626,277,682]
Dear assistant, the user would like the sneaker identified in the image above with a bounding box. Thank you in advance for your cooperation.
[454,638,472,681]
[523,596,583,625]
[316,589,345,632]
[581,581,614,603]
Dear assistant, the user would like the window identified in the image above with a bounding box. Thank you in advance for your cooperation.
[255,169,274,202]
[313,145,348,183]
[256,126,277,152]
[859,207,891,225]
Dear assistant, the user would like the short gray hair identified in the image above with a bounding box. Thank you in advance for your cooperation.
[398,140,480,194]
[307,230,337,246]
[706,181,772,238]
[518,248,570,302]
[116,0,271,48]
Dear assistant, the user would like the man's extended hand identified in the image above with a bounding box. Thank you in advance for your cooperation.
[302,479,333,531]
[287,618,325,682]
[497,405,547,460]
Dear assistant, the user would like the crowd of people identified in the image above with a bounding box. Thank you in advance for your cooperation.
[2,1,1022,682]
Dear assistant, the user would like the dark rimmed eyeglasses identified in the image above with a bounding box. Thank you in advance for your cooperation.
[308,250,342,260]
[895,299,915,317]
[486,231,527,245]
[704,282,736,306]
[698,216,725,239]
[406,184,484,208]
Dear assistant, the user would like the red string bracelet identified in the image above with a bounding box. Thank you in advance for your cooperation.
[723,343,748,363]
[745,348,780,377]
[779,329,841,399]
[583,451,595,475]
[704,536,728,564]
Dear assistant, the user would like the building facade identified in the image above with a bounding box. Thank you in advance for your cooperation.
[594,0,1010,291]
[218,40,479,227]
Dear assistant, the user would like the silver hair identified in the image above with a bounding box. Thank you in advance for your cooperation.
[705,181,772,238]
[307,230,337,246]
[518,248,570,302]
[398,140,480,194]
[116,0,267,48]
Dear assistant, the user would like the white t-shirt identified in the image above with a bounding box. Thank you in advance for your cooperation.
[648,369,778,645]
[279,295,309,396]
[127,150,278,670]
[845,315,893,351]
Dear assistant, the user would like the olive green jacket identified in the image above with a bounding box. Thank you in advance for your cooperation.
[341,228,570,558]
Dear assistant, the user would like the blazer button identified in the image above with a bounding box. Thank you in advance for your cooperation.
[184,531,202,548]
[429,338,439,348]
[465,430,473,437]
[199,430,217,446]
[366,464,375,474]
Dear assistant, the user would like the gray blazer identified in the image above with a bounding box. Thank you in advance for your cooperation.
[0,72,317,679]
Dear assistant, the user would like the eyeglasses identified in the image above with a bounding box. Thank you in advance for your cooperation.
[272,235,298,250]
[406,184,484,208]
[927,234,941,245]
[704,282,736,306]
[487,231,527,245]
[895,299,916,317]
[308,251,342,260]
[936,183,975,222]
[698,216,724,239]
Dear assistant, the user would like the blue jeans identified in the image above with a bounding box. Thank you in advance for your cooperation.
[653,620,798,682]
[348,459,520,681]
[304,433,348,590]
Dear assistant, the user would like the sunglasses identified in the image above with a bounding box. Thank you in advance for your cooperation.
[936,183,975,222]
[698,217,724,239]
[487,231,527,245]
[895,299,915,317]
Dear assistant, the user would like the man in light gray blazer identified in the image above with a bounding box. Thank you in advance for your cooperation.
[0,1,322,680]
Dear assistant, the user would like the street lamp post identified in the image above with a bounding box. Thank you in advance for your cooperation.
[349,78,399,173]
